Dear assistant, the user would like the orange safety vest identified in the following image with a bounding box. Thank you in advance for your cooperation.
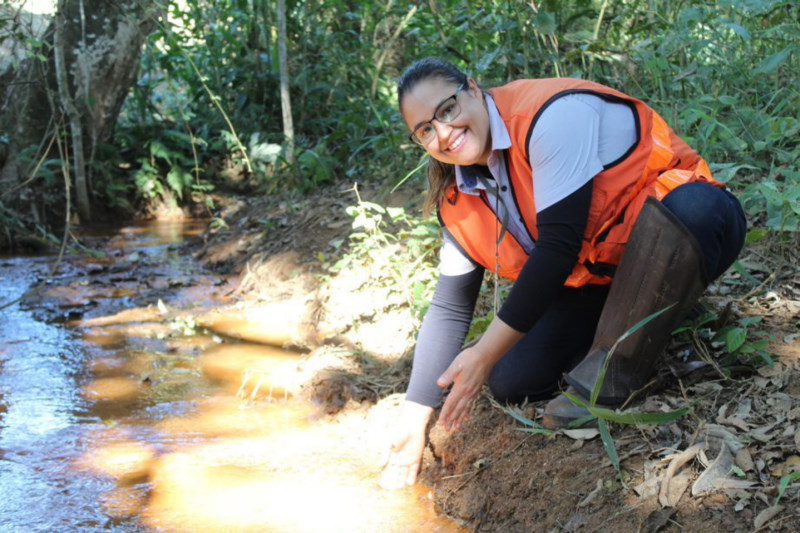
[438,78,721,287]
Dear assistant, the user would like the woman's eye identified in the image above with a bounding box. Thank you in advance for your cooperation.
[417,124,434,139]
[437,103,456,121]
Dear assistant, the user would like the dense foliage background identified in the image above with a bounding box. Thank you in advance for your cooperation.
[0,0,797,241]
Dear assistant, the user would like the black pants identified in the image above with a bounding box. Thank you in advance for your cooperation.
[487,183,747,403]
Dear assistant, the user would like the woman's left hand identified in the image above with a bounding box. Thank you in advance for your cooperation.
[436,346,491,431]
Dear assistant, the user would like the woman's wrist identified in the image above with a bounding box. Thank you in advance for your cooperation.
[474,316,525,366]
[402,399,434,424]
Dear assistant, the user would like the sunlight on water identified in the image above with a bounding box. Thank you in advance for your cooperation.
[0,222,465,532]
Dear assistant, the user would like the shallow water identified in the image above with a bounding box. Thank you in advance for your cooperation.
[0,222,462,532]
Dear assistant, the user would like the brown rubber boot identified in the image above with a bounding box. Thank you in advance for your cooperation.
[542,197,708,429]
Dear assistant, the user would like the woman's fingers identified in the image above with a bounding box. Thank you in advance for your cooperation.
[405,462,418,486]
[437,358,461,388]
[439,383,476,430]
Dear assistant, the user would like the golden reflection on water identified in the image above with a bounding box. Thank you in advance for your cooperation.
[75,337,465,532]
[82,377,144,403]
[199,343,301,398]
[2,220,464,532]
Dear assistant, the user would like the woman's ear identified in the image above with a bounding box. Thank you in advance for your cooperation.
[466,77,482,98]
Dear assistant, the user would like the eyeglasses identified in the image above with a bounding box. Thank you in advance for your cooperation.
[409,83,467,146]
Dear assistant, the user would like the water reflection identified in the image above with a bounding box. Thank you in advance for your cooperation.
[0,223,464,532]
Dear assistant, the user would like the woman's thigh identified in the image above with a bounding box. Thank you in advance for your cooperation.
[661,183,747,281]
[488,284,609,403]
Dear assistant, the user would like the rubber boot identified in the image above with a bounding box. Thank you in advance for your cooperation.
[542,197,708,429]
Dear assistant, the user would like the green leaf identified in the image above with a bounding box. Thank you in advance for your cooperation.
[567,414,598,429]
[516,427,555,435]
[745,228,769,245]
[775,472,800,505]
[563,390,588,408]
[587,406,689,425]
[166,168,191,200]
[150,141,174,165]
[757,350,774,366]
[598,419,620,475]
[533,11,556,34]
[754,46,793,75]
[723,22,750,41]
[739,316,763,327]
[726,327,747,353]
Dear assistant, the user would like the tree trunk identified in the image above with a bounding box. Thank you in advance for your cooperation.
[0,0,159,225]
[277,0,295,163]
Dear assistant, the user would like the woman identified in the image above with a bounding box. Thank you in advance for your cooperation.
[380,58,745,489]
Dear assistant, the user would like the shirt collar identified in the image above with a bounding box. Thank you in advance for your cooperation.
[454,93,511,194]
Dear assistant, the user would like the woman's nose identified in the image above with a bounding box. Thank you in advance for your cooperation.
[432,120,452,147]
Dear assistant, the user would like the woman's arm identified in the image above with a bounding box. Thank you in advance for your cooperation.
[437,181,592,428]
[405,264,484,406]
[380,241,483,488]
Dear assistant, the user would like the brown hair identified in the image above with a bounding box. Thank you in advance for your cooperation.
[397,58,468,216]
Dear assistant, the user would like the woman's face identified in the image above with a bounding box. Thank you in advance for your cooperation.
[400,77,491,167]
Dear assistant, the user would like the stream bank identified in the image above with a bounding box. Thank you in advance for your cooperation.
[2,181,798,532]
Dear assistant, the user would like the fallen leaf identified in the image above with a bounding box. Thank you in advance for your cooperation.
[660,469,692,507]
[660,444,704,507]
[562,428,599,440]
[734,398,752,419]
[699,424,745,452]
[563,512,590,532]
[735,448,755,472]
[769,455,800,478]
[753,505,783,530]
[751,423,778,443]
[643,508,677,533]
[718,416,750,432]
[692,443,734,496]
[578,479,603,508]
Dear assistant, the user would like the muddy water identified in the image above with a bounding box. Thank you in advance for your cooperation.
[0,222,462,532]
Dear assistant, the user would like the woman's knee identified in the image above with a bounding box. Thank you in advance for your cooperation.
[661,182,746,279]
[662,183,728,229]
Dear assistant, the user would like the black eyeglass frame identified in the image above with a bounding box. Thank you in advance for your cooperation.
[408,82,467,146]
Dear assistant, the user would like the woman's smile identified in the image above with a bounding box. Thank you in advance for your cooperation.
[446,130,467,152]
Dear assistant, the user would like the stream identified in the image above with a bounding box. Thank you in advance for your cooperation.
[0,222,461,532]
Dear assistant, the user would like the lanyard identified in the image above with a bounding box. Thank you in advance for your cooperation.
[474,170,510,314]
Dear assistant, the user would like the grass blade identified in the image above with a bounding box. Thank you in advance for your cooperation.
[516,427,555,435]
[590,303,677,407]
[489,397,541,428]
[775,472,800,505]
[598,419,620,475]
[567,414,597,429]
[587,406,688,425]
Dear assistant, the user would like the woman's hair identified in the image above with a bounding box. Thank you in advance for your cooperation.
[397,58,468,216]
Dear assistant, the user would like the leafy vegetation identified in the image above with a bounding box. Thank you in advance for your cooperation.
[2,1,796,235]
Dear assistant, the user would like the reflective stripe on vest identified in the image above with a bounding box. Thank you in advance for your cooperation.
[438,79,721,288]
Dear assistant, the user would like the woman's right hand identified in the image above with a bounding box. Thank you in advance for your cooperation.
[379,400,434,490]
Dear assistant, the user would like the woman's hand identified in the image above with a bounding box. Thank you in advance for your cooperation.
[438,317,525,431]
[379,401,434,490]
[436,346,491,431]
